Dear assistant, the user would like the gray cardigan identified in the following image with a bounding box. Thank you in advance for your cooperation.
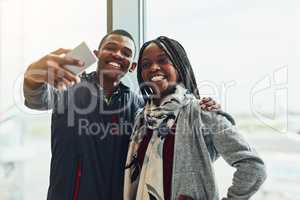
[164,100,266,200]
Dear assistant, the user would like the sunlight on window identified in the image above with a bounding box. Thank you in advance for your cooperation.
[0,0,106,199]
[146,0,300,115]
[146,1,300,199]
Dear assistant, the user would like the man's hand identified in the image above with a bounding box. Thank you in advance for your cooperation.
[200,97,221,111]
[24,48,84,91]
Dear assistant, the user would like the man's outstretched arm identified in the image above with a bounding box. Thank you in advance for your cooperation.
[23,48,83,110]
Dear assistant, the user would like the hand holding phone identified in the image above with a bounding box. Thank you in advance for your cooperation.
[64,42,98,75]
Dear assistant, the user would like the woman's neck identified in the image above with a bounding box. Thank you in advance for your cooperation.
[151,86,177,106]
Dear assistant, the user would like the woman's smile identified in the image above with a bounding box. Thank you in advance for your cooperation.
[140,43,179,95]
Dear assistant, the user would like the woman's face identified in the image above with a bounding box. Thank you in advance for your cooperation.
[140,43,179,96]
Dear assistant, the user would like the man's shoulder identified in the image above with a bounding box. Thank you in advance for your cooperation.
[117,83,144,111]
[116,82,143,102]
[129,90,144,107]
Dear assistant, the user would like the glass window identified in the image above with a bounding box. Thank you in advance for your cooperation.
[145,0,300,199]
[0,0,106,199]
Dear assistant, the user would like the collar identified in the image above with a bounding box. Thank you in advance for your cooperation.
[82,71,130,94]
[82,71,131,105]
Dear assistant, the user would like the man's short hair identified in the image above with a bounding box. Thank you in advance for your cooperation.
[98,29,136,55]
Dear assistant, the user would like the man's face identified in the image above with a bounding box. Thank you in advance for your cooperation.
[94,34,136,82]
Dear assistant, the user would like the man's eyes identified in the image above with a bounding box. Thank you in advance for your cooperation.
[122,50,132,57]
[104,46,132,57]
[105,46,115,51]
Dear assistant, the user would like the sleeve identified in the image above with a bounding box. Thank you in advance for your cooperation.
[132,94,145,118]
[210,114,267,200]
[23,80,56,110]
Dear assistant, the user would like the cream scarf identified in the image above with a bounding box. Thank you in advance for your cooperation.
[124,84,194,200]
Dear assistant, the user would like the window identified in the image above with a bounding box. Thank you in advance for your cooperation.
[0,0,106,199]
[145,0,300,198]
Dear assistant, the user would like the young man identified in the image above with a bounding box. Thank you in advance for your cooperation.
[24,30,144,200]
[23,30,220,200]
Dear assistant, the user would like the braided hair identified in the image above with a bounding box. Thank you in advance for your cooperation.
[137,36,200,101]
[137,36,236,125]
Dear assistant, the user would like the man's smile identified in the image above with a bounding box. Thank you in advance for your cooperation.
[107,61,122,70]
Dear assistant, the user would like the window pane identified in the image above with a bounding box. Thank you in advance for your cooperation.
[146,0,300,199]
[0,0,106,199]
[146,0,299,114]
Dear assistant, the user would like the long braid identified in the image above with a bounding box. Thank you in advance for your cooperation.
[158,37,200,98]
[137,41,153,99]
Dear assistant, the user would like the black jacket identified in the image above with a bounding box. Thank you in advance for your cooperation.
[46,72,143,200]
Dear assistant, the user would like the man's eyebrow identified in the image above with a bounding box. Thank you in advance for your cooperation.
[103,42,133,55]
[103,42,118,47]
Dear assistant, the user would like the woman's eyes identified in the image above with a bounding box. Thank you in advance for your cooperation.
[157,57,171,64]
[141,56,171,69]
[141,62,151,69]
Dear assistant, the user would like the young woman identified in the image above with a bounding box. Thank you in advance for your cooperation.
[124,36,266,200]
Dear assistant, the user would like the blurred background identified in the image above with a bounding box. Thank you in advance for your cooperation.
[0,0,299,199]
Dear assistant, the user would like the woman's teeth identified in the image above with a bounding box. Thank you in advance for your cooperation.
[151,75,165,81]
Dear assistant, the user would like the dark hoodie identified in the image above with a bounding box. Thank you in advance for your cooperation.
[24,72,143,200]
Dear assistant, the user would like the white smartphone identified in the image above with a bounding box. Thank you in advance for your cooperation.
[64,42,98,75]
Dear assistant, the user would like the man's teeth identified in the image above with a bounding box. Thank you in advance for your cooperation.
[151,75,165,81]
[109,62,121,69]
